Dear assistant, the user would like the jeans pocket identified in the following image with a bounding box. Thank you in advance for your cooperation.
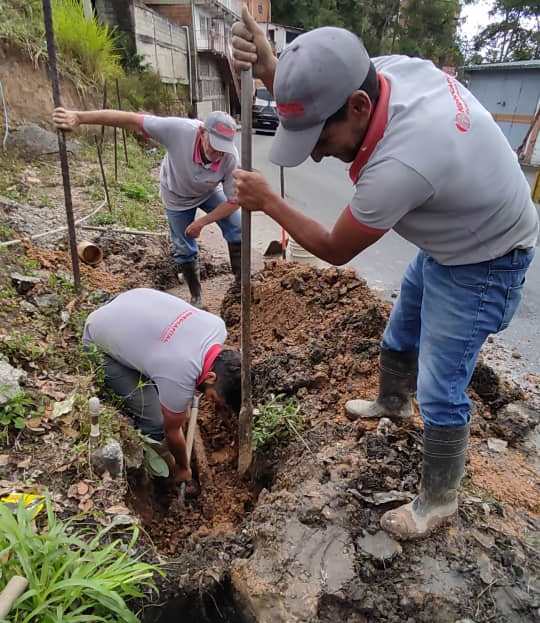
[448,263,489,288]
[497,278,526,332]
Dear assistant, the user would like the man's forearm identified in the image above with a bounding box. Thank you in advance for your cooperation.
[199,201,238,227]
[77,110,142,133]
[261,59,277,96]
[166,428,189,470]
[264,196,342,264]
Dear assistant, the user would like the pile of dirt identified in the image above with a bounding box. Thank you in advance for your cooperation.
[222,262,389,414]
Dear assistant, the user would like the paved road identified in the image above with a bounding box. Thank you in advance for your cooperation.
[249,132,540,381]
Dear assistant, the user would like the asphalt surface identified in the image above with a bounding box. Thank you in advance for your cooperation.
[249,132,540,381]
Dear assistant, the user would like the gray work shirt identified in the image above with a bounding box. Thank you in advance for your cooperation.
[348,55,539,265]
[142,116,239,211]
[83,289,226,413]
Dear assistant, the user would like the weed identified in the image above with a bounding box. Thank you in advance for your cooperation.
[0,391,34,432]
[0,332,48,365]
[0,223,15,241]
[252,394,304,451]
[91,211,116,226]
[53,0,123,83]
[0,497,158,622]
[121,182,151,202]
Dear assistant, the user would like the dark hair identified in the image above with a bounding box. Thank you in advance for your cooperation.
[325,61,380,126]
[210,349,241,414]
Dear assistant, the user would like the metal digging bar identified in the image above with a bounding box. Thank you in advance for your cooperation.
[238,67,254,477]
[42,0,81,293]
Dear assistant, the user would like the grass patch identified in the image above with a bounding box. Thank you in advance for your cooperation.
[0,391,35,436]
[0,497,158,622]
[253,394,304,451]
[0,0,122,88]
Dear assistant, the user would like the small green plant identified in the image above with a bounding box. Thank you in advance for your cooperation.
[140,434,169,478]
[92,211,116,226]
[0,391,34,432]
[0,497,158,622]
[252,394,304,451]
[121,182,151,202]
[0,333,48,364]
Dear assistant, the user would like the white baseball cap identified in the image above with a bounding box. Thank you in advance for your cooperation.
[205,111,237,154]
[271,27,371,167]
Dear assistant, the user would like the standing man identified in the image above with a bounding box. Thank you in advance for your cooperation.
[83,288,241,483]
[231,10,538,539]
[52,107,242,308]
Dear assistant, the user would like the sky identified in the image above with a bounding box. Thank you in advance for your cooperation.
[460,0,494,40]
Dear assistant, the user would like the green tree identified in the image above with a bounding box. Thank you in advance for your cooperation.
[473,0,540,62]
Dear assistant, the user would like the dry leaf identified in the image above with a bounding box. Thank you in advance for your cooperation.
[77,481,89,496]
[0,455,9,467]
[61,426,79,440]
[78,498,94,512]
[105,504,130,515]
[26,418,44,431]
[51,395,76,420]
[16,457,32,469]
[67,484,79,498]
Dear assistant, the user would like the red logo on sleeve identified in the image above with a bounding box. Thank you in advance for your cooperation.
[446,76,471,133]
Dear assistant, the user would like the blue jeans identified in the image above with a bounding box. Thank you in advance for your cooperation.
[382,248,534,428]
[166,190,241,265]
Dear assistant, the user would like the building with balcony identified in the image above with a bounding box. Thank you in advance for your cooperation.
[147,0,243,118]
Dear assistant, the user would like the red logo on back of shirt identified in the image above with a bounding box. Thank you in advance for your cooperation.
[160,310,195,343]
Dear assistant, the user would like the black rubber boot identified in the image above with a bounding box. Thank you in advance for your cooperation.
[345,349,417,420]
[228,242,241,289]
[381,423,470,539]
[180,260,203,308]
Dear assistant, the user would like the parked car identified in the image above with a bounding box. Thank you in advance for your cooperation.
[252,87,278,134]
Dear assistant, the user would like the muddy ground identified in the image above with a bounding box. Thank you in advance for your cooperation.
[0,194,539,622]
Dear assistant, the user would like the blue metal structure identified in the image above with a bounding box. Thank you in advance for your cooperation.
[463,60,540,150]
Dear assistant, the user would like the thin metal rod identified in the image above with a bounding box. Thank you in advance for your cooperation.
[280,166,287,259]
[94,136,112,213]
[42,0,81,293]
[115,79,129,165]
[100,81,107,148]
[113,126,118,182]
[238,67,253,477]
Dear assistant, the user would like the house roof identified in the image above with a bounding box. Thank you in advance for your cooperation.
[463,59,540,72]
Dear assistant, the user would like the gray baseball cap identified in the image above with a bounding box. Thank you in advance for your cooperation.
[271,27,371,167]
[205,111,237,154]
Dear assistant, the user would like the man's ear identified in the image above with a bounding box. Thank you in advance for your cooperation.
[349,90,372,120]
[204,371,217,386]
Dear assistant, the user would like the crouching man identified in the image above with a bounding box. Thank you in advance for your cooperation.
[83,288,241,482]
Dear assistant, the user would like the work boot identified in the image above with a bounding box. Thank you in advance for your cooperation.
[180,260,203,308]
[228,242,242,289]
[381,423,470,540]
[345,349,417,421]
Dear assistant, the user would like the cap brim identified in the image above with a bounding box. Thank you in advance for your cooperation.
[209,133,236,154]
[269,121,325,167]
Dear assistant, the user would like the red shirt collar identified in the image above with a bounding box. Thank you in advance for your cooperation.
[193,128,221,172]
[349,73,391,184]
[196,344,223,387]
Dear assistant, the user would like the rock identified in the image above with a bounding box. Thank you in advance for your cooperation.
[491,401,539,446]
[10,272,40,295]
[20,301,38,314]
[91,440,124,478]
[7,123,80,156]
[376,417,394,436]
[511,351,522,360]
[357,530,402,562]
[477,553,495,585]
[0,358,27,405]
[33,293,62,310]
[487,437,508,453]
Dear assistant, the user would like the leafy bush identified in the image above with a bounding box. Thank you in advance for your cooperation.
[0,392,33,432]
[53,0,123,83]
[0,497,158,622]
[253,394,304,451]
